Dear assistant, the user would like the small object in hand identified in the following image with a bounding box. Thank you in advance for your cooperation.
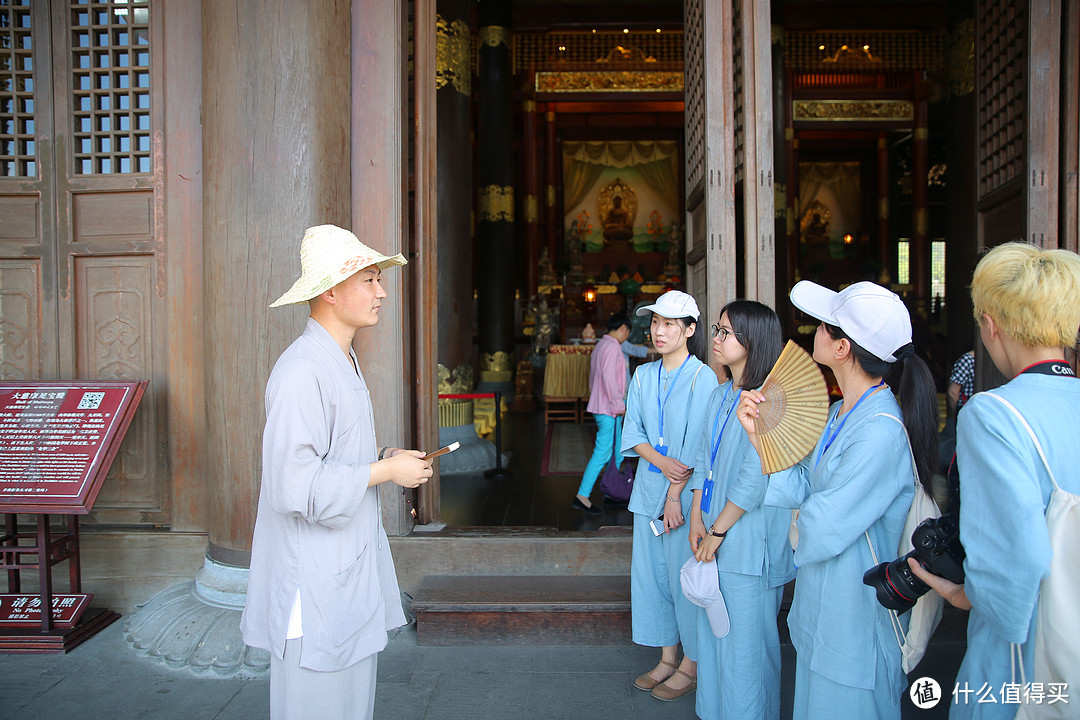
[423,441,460,460]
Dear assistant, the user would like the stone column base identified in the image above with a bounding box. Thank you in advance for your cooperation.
[124,555,269,675]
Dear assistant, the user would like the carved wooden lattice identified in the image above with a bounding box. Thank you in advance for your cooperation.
[732,0,744,186]
[976,0,1025,198]
[513,30,683,72]
[684,0,705,196]
[784,30,946,72]
[69,0,152,175]
[0,0,34,177]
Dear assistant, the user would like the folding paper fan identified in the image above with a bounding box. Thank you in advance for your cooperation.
[754,340,830,474]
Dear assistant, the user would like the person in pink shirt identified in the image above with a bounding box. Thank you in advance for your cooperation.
[573,312,632,515]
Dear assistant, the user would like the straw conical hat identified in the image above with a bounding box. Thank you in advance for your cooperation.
[270,224,407,307]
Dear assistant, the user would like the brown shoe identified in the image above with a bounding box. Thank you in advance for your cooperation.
[651,670,697,701]
[633,659,678,691]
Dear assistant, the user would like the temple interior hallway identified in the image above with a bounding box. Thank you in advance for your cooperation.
[439,409,635,531]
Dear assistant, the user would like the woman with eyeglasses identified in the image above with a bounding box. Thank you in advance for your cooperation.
[687,300,797,720]
[621,290,718,702]
[737,282,938,720]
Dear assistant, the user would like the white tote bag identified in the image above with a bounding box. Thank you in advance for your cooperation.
[870,413,944,674]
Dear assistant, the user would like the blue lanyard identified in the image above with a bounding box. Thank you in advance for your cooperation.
[656,354,692,445]
[707,383,737,480]
[814,380,886,468]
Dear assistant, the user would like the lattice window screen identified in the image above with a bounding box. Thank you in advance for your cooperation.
[732,0,744,186]
[784,30,946,72]
[0,0,35,177]
[684,0,705,195]
[513,30,683,72]
[70,0,151,175]
[976,0,1025,198]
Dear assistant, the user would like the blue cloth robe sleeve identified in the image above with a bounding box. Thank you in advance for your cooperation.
[727,439,770,512]
[763,457,810,509]
[957,394,1051,644]
[620,365,649,457]
[794,419,907,567]
[263,358,370,530]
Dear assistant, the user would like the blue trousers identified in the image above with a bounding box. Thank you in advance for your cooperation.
[577,413,622,498]
[696,569,783,720]
[631,513,698,661]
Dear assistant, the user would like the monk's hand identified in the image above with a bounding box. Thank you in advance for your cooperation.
[384,450,433,489]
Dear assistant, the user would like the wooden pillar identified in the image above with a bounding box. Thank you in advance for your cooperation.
[202,0,352,561]
[523,96,541,297]
[351,0,416,534]
[912,94,930,305]
[771,26,790,300]
[414,0,440,526]
[740,0,776,305]
[1026,0,1061,248]
[475,6,515,388]
[545,106,559,271]
[877,133,890,273]
[436,0,474,371]
[1064,0,1080,253]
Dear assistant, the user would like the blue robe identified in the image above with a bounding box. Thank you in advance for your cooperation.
[689,381,797,720]
[951,373,1080,720]
[622,355,718,658]
[767,389,913,720]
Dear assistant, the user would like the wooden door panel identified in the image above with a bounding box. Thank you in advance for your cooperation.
[71,191,155,242]
[0,260,45,380]
[0,1,168,525]
[74,255,159,516]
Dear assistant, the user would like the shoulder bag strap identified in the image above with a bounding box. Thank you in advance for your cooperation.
[982,391,1058,688]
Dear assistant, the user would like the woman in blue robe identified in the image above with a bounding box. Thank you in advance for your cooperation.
[738,281,939,720]
[621,290,718,702]
[909,242,1080,719]
[687,300,797,720]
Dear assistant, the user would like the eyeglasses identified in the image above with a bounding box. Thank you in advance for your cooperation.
[711,324,741,341]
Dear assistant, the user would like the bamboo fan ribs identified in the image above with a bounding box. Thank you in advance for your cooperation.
[754,340,830,473]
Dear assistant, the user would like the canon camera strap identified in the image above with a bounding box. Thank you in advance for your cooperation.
[1018,360,1076,378]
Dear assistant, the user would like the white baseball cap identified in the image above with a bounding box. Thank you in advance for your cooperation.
[680,558,730,638]
[270,225,407,307]
[789,280,912,363]
[635,290,700,320]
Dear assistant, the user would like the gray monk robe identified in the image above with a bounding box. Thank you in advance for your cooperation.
[241,317,406,671]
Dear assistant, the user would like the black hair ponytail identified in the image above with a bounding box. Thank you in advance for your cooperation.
[892,352,940,495]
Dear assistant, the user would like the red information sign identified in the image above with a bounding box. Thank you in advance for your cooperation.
[0,381,146,514]
[0,594,92,628]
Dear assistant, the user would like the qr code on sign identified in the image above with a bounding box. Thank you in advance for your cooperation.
[77,392,105,410]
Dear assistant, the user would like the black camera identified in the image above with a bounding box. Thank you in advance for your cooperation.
[862,512,966,614]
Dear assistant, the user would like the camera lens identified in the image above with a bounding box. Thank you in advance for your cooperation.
[862,551,930,614]
[863,513,966,614]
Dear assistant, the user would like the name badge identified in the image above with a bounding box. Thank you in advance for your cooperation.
[701,476,714,514]
[648,443,668,472]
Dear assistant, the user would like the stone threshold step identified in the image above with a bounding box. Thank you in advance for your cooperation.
[411,575,631,646]
[411,574,630,613]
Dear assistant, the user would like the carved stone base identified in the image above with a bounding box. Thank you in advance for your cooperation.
[124,556,269,675]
